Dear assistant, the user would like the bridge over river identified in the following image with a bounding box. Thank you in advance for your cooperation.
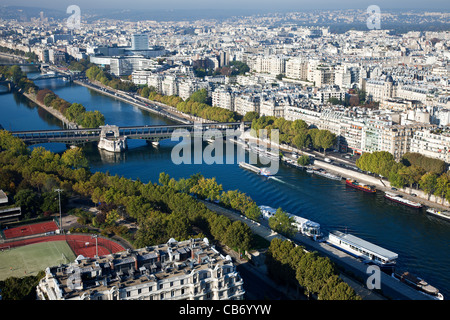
[10,122,251,149]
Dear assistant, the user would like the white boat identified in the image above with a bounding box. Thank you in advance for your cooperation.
[260,168,273,177]
[239,162,274,177]
[426,208,450,222]
[258,205,322,241]
[312,169,341,180]
[326,230,398,269]
[384,192,423,209]
[289,215,322,240]
[259,205,277,220]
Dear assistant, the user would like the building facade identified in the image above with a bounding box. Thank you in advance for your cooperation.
[36,238,245,301]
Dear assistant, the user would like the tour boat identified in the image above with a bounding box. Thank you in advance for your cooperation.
[384,192,423,209]
[345,179,376,193]
[327,230,398,270]
[239,162,274,177]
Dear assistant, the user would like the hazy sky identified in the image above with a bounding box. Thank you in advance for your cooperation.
[3,0,450,11]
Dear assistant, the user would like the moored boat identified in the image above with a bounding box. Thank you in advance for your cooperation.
[313,168,341,180]
[426,208,450,222]
[391,271,444,300]
[384,192,423,209]
[326,230,397,270]
[345,179,376,193]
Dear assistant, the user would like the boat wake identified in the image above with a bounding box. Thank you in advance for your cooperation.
[268,176,301,191]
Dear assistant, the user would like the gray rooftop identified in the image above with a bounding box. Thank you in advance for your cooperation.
[330,230,398,260]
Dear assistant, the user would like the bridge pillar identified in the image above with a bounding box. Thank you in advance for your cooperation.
[98,125,127,153]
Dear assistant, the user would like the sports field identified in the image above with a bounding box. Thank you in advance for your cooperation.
[0,241,76,280]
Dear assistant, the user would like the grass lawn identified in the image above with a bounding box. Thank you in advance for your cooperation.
[0,241,76,280]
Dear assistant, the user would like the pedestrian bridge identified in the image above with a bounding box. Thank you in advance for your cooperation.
[10,122,251,146]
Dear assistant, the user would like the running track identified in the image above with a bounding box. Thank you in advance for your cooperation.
[0,234,126,258]
[3,221,59,239]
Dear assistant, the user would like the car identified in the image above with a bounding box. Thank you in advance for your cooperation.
[411,193,417,197]
[324,157,331,163]
[391,187,397,191]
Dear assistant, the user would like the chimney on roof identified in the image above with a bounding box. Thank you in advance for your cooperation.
[134,255,138,270]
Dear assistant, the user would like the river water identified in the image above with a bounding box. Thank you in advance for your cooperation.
[1,68,449,298]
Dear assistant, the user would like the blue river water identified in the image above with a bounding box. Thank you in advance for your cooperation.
[0,73,449,298]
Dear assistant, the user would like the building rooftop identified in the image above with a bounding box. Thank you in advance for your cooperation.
[44,237,234,300]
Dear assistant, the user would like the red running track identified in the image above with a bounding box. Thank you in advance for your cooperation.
[3,221,59,239]
[0,234,126,258]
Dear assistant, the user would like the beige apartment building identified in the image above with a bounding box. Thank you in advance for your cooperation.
[36,238,245,301]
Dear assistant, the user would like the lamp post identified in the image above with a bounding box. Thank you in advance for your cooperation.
[91,234,98,258]
[54,188,63,233]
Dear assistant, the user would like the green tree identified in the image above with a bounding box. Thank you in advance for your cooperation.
[243,111,260,122]
[224,220,252,254]
[61,147,89,169]
[313,130,336,155]
[190,177,223,201]
[297,155,310,166]
[189,89,208,104]
[65,103,86,122]
[14,189,41,218]
[434,173,450,204]
[420,172,438,200]
[158,172,171,186]
[318,275,361,300]
[268,208,296,237]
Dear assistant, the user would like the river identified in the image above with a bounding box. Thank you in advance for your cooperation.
[0,67,449,298]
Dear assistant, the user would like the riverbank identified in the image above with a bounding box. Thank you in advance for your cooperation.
[200,199,430,300]
[22,91,79,129]
[74,79,201,125]
[238,130,450,211]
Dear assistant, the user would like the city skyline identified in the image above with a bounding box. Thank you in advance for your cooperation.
[2,0,450,12]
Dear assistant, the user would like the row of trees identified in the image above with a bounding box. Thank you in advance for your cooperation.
[356,151,450,202]
[0,65,38,94]
[0,65,105,128]
[144,87,241,123]
[35,88,105,128]
[251,115,337,155]
[266,238,361,300]
[0,45,38,62]
[0,130,255,254]
[86,65,137,92]
[158,172,262,221]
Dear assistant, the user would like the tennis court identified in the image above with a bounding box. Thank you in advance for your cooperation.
[0,241,76,280]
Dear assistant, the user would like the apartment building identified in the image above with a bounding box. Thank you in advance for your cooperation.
[363,76,394,102]
[285,58,308,80]
[234,94,260,115]
[410,128,450,163]
[311,65,335,88]
[259,97,286,118]
[253,56,286,75]
[36,238,245,301]
[212,88,235,111]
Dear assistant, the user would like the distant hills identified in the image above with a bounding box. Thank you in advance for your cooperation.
[0,5,448,34]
